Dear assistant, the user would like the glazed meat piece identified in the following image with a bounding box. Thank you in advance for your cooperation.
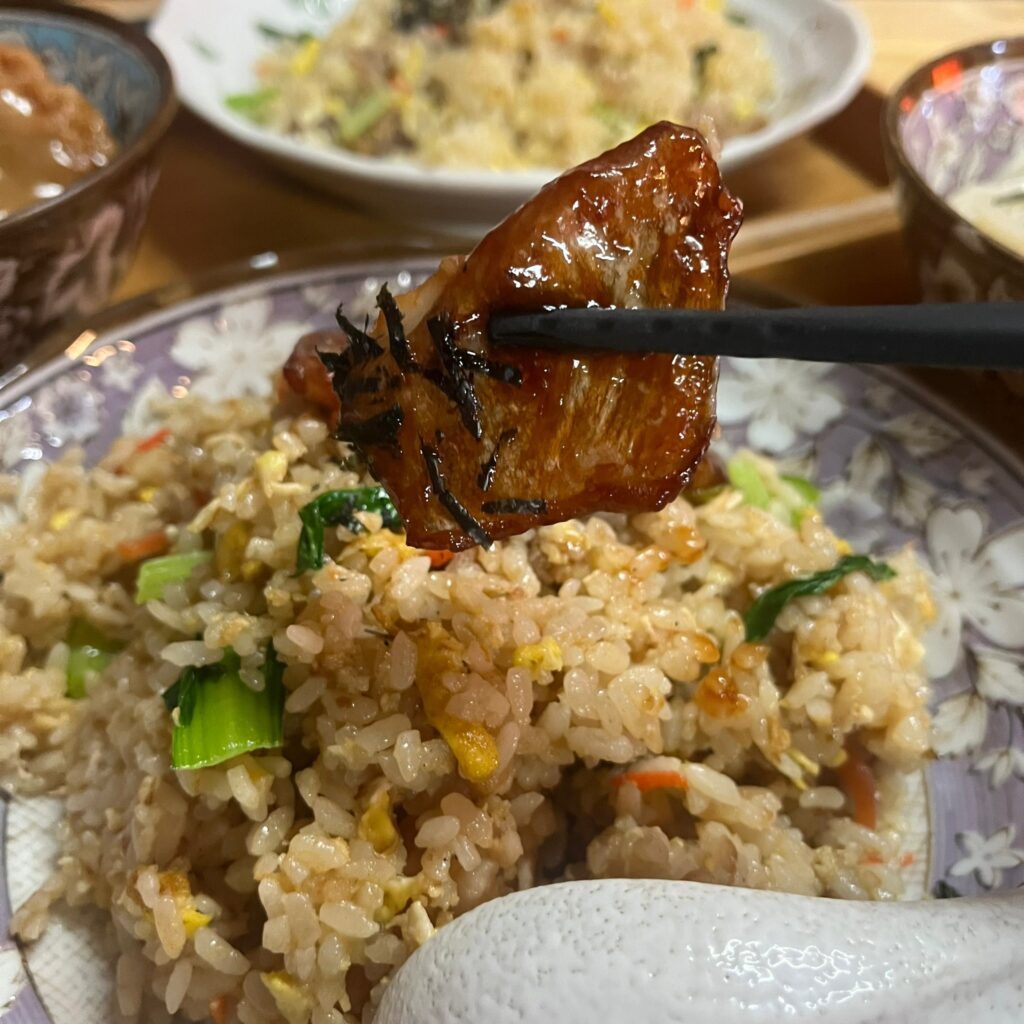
[297,122,742,549]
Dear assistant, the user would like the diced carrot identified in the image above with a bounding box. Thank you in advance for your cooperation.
[836,742,878,830]
[611,770,688,793]
[117,530,169,562]
[900,852,916,868]
[860,851,884,866]
[134,427,172,455]
[425,549,455,570]
[551,27,569,43]
[209,996,231,1024]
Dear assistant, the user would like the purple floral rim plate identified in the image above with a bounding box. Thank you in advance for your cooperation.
[1,258,1023,1022]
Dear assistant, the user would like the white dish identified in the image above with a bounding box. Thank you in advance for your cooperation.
[150,0,871,236]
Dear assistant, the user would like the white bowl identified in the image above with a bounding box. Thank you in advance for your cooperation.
[151,0,870,236]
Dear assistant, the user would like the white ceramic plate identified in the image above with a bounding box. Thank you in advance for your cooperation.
[150,0,871,235]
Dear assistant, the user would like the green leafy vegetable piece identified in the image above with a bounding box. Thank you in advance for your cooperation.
[338,90,393,144]
[296,487,402,573]
[257,22,314,44]
[727,455,771,509]
[933,880,962,899]
[225,88,280,122]
[744,555,897,643]
[167,646,283,770]
[726,12,749,26]
[66,620,121,699]
[693,44,719,91]
[136,551,211,604]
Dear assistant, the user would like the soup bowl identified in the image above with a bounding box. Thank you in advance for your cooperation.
[0,0,176,371]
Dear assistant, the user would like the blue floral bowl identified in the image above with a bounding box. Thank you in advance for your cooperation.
[882,37,1024,305]
[0,0,176,370]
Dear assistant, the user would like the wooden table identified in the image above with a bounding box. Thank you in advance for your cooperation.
[117,1,1024,303]
[112,1,1024,436]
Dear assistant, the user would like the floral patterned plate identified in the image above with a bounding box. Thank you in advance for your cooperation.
[1,257,1023,1023]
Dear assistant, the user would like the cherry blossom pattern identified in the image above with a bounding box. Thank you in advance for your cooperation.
[0,945,27,1014]
[41,203,124,322]
[0,260,30,347]
[923,505,1024,678]
[98,351,142,393]
[717,358,844,454]
[881,411,960,460]
[931,690,989,757]
[931,643,1024,764]
[966,647,1024,788]
[949,825,1024,889]
[120,377,171,438]
[32,374,103,448]
[960,463,994,497]
[973,745,1024,788]
[170,297,312,399]
[0,403,34,470]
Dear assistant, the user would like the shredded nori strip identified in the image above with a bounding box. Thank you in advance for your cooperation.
[481,498,547,515]
[377,284,418,372]
[335,304,383,362]
[343,373,402,396]
[427,316,483,439]
[424,315,524,440]
[317,349,350,375]
[478,427,517,491]
[337,406,404,447]
[421,441,493,548]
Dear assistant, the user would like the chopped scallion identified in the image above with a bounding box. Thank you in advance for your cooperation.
[727,455,771,509]
[165,645,285,770]
[337,90,393,144]
[225,88,280,122]
[136,551,211,604]
[66,620,121,698]
[728,454,819,526]
[780,474,821,506]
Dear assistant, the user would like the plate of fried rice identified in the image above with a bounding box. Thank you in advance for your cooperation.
[150,0,871,233]
[0,257,1022,1024]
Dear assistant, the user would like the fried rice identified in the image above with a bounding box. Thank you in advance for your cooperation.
[246,0,777,171]
[0,388,934,1024]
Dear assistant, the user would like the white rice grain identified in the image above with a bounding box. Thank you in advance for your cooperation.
[193,928,250,975]
[415,815,460,848]
[320,900,378,939]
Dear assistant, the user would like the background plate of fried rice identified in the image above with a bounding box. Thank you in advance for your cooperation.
[0,256,1022,1024]
[151,0,871,234]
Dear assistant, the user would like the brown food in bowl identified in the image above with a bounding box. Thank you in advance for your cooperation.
[0,44,118,221]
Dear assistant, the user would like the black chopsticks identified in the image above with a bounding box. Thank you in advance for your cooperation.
[488,303,1024,368]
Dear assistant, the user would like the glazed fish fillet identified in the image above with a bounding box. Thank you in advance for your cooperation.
[284,122,742,548]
